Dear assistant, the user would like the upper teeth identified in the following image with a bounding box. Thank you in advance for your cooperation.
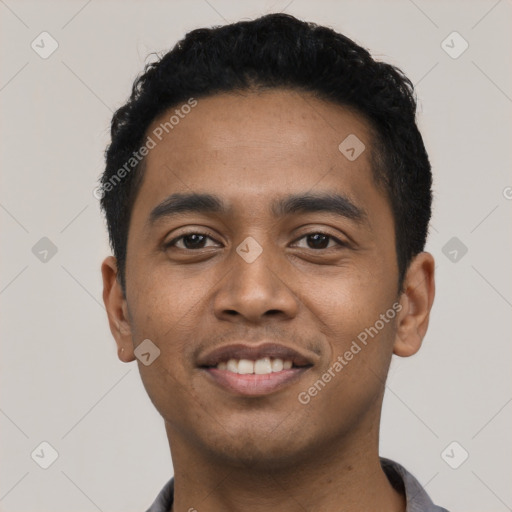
[216,358,293,374]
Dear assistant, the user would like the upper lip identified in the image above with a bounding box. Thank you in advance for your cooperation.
[197,342,316,368]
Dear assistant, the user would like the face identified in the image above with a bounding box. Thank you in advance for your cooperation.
[102,89,435,470]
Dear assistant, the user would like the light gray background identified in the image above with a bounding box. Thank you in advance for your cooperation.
[1,1,511,511]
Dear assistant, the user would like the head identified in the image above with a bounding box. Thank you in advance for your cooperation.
[101,13,434,469]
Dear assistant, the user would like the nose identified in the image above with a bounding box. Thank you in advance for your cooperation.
[212,239,299,324]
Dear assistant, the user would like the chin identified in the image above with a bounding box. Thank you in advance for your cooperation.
[197,426,315,471]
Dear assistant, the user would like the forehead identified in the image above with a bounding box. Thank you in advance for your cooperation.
[131,89,386,223]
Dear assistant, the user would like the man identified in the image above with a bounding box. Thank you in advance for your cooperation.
[99,13,446,512]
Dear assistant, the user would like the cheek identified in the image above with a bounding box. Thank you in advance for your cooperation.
[304,266,393,330]
[126,274,203,421]
[128,258,206,336]
[301,265,399,382]
[307,304,397,423]
[126,264,218,399]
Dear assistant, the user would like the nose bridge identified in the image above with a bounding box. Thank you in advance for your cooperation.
[235,234,278,287]
[213,232,298,321]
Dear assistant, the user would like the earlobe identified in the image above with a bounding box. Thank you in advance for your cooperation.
[101,256,136,362]
[393,252,435,358]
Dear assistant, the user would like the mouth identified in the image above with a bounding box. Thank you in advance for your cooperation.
[197,343,315,396]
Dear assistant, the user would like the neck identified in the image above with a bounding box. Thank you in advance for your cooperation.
[165,423,405,512]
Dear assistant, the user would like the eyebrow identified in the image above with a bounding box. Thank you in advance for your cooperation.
[147,192,367,227]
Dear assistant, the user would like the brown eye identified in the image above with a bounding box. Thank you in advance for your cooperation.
[293,232,344,250]
[180,234,208,249]
[306,233,330,249]
[165,232,219,250]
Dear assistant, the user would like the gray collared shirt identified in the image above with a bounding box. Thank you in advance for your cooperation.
[145,457,449,512]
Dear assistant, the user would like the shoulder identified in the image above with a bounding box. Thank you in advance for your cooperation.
[380,457,450,512]
[144,477,174,512]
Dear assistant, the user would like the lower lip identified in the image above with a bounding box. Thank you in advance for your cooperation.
[202,367,310,396]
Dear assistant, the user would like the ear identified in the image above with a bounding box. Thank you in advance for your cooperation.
[101,256,136,362]
[393,252,435,357]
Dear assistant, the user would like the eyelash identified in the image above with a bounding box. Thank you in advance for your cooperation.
[164,230,347,251]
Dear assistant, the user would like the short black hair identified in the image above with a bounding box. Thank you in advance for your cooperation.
[100,13,432,294]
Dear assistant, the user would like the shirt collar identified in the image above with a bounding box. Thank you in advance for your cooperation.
[145,457,449,512]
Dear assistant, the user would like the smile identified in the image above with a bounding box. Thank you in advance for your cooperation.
[201,358,312,396]
[197,342,316,396]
